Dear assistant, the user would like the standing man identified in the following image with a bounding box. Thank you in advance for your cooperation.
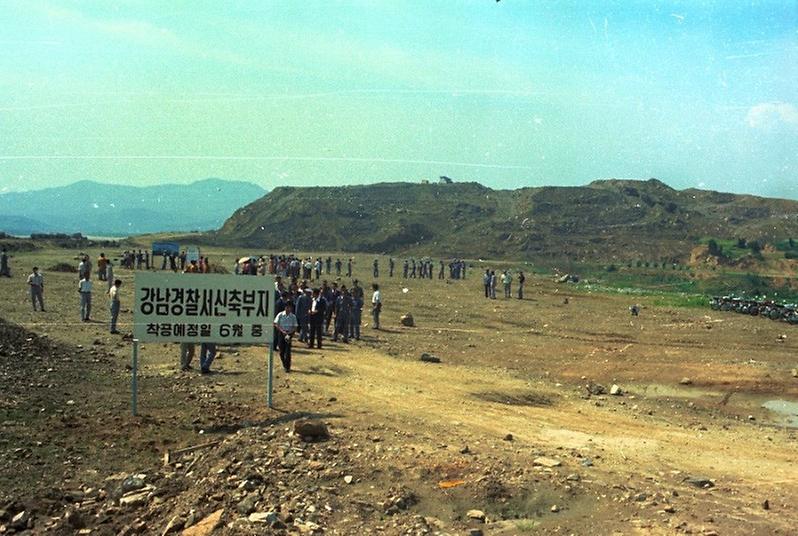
[333,287,353,343]
[78,272,92,322]
[502,270,512,299]
[78,255,90,280]
[371,283,382,330]
[295,288,311,343]
[273,302,298,372]
[373,258,379,278]
[350,290,363,341]
[517,270,525,300]
[388,257,395,278]
[439,260,445,280]
[402,259,409,279]
[109,279,122,334]
[97,253,108,281]
[490,270,498,299]
[335,258,342,276]
[347,258,353,278]
[483,269,491,298]
[105,260,114,292]
[0,248,11,277]
[27,266,45,312]
[308,288,327,349]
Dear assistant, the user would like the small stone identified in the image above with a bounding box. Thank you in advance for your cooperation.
[762,499,770,510]
[679,377,692,385]
[248,512,278,524]
[466,509,486,522]
[503,433,514,441]
[566,473,581,482]
[400,314,415,327]
[293,420,329,441]
[181,509,224,536]
[121,475,146,493]
[420,352,441,363]
[237,495,258,515]
[459,445,470,454]
[468,530,484,536]
[533,456,561,468]
[119,490,149,508]
[343,475,354,484]
[609,384,622,396]
[663,505,676,514]
[685,476,714,488]
[550,505,560,513]
[791,369,797,378]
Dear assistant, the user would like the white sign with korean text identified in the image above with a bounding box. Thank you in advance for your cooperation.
[134,272,274,344]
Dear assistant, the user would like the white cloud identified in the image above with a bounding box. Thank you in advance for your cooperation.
[746,102,798,129]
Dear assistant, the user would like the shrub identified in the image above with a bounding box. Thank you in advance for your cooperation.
[48,262,77,273]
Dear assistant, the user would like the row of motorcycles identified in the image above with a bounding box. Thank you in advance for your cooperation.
[710,296,798,324]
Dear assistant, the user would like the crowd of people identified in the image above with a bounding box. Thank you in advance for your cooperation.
[233,254,467,282]
[483,269,526,300]
[269,276,382,373]
[12,247,503,376]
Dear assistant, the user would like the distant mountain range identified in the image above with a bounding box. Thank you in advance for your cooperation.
[0,179,266,236]
[212,179,798,262]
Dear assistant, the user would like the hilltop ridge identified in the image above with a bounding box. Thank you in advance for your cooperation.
[214,179,798,261]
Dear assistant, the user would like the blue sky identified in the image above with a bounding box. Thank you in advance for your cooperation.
[0,0,796,198]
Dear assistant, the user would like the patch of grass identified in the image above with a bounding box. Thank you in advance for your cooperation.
[514,519,540,532]
[651,294,708,308]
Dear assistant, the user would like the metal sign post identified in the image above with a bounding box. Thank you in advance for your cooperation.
[267,344,274,408]
[131,338,139,416]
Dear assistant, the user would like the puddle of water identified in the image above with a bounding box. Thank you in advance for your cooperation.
[762,399,798,428]
[639,384,721,399]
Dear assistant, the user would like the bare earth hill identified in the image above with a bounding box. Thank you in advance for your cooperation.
[213,179,798,262]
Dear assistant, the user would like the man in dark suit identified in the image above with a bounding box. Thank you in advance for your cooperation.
[308,288,327,349]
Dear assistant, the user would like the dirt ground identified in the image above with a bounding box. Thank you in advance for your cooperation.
[1,247,796,535]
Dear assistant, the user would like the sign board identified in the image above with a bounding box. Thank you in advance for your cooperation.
[152,241,180,256]
[133,272,275,344]
[186,246,201,263]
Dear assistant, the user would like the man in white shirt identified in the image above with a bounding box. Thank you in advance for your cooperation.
[371,283,382,330]
[273,302,298,372]
[78,273,93,321]
[27,267,45,311]
[109,279,122,334]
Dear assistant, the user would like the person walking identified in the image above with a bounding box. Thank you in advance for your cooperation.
[517,270,525,299]
[27,266,45,311]
[0,248,11,277]
[483,269,491,298]
[78,272,92,321]
[109,279,122,334]
[371,283,382,329]
[273,302,298,372]
[308,288,327,349]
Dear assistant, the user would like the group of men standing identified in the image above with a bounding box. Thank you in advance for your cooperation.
[77,254,123,332]
[483,269,526,300]
[271,279,382,373]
